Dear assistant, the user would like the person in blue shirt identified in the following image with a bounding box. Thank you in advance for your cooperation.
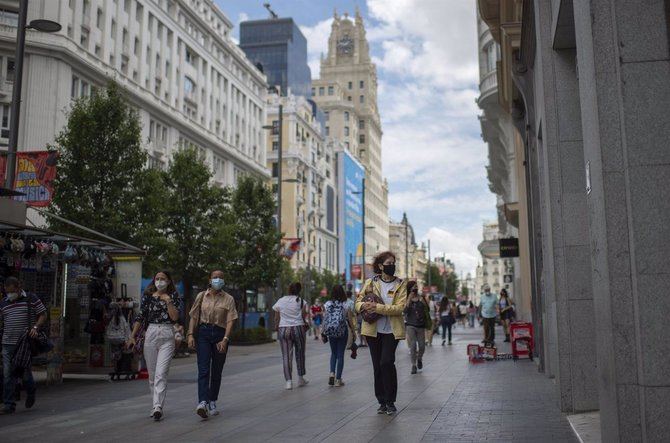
[478,285,499,345]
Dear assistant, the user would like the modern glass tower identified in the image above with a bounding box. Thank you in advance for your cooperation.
[239,18,312,98]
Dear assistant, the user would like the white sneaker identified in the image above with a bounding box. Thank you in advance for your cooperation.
[285,380,293,390]
[208,401,220,416]
[196,401,209,419]
[298,377,309,387]
[335,379,345,387]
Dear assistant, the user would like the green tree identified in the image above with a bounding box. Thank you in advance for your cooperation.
[160,148,230,302]
[461,285,470,298]
[426,264,445,293]
[50,81,162,245]
[224,176,282,329]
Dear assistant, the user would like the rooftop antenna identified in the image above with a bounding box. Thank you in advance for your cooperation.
[263,3,279,19]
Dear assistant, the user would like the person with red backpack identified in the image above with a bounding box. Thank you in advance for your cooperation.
[323,285,356,387]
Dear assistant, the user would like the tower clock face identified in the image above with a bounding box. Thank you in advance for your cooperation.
[337,36,354,55]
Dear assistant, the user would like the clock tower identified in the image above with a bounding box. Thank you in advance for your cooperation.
[313,7,389,267]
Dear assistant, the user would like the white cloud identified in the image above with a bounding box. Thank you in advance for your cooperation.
[365,0,494,274]
[300,18,333,79]
[300,1,495,275]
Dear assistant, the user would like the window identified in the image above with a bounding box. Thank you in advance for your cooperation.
[71,76,79,98]
[328,86,334,95]
[271,120,279,135]
[485,43,499,73]
[324,111,329,120]
[213,155,225,181]
[359,95,365,103]
[347,96,352,102]
[319,87,324,96]
[80,29,89,47]
[0,104,10,140]
[124,0,130,13]
[325,126,329,136]
[96,8,103,28]
[359,134,366,144]
[0,8,18,27]
[184,76,195,96]
[359,80,364,89]
[272,141,278,151]
[94,45,101,56]
[272,162,279,178]
[6,58,14,81]
[185,47,194,64]
[111,19,116,36]
[359,119,365,130]
[311,87,315,96]
[344,111,349,122]
[348,81,352,90]
[344,126,350,136]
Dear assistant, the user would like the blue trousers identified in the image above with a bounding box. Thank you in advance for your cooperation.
[196,324,227,403]
[328,331,348,379]
[3,344,35,409]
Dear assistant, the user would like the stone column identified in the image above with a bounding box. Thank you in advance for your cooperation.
[530,0,599,412]
[574,1,670,440]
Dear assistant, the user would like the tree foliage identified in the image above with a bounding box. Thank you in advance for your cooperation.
[50,81,159,244]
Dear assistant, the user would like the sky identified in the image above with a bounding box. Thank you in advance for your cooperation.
[215,0,496,276]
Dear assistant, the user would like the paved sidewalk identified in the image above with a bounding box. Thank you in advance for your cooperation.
[0,324,577,442]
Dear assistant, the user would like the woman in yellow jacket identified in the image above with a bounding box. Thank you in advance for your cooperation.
[355,251,407,416]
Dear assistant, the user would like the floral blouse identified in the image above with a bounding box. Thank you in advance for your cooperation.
[135,292,181,325]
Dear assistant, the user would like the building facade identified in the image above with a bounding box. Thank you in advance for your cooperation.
[476,11,532,322]
[387,212,415,280]
[311,9,389,270]
[266,93,337,274]
[474,222,514,304]
[337,145,364,287]
[239,17,311,98]
[478,1,670,440]
[0,0,268,186]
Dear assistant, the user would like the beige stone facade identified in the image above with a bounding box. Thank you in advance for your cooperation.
[311,9,388,267]
[266,93,338,273]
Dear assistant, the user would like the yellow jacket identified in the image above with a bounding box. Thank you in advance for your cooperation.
[355,276,408,339]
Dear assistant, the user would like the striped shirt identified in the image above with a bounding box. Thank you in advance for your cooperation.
[0,291,47,345]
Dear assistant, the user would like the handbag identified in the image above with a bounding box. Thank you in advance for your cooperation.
[423,304,433,331]
[106,315,130,345]
[132,318,148,355]
[360,293,384,324]
[27,295,54,356]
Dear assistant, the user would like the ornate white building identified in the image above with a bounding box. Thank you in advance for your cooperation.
[311,9,389,269]
[0,0,269,185]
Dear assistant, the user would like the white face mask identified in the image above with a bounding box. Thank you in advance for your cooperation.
[155,280,168,291]
[6,292,20,301]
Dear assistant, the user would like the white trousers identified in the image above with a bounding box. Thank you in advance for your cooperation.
[144,324,175,409]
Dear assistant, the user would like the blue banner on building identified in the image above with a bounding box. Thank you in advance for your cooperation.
[337,150,364,291]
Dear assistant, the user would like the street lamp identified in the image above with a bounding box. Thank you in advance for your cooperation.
[4,0,61,189]
[262,91,283,305]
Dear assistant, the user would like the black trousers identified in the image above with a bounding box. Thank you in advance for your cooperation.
[367,333,399,405]
[483,317,496,343]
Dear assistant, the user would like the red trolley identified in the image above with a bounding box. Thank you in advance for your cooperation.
[510,322,534,360]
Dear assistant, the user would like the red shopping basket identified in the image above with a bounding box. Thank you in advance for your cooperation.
[510,322,534,360]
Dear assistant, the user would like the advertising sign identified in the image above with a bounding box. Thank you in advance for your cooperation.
[0,151,59,207]
[337,150,365,286]
[499,238,519,257]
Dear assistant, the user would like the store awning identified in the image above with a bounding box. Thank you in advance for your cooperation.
[0,218,144,256]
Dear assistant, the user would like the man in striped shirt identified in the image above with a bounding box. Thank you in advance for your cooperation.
[0,276,47,414]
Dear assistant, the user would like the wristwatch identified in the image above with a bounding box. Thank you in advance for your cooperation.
[222,336,229,342]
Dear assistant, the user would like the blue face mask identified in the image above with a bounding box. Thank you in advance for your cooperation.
[211,278,224,290]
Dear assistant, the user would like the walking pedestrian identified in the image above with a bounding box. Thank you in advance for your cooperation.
[479,284,498,345]
[0,277,47,415]
[468,301,476,328]
[310,299,324,340]
[187,270,238,419]
[426,295,437,346]
[273,282,309,390]
[404,281,429,374]
[439,297,455,346]
[323,285,356,386]
[127,271,181,421]
[355,251,407,416]
[458,301,469,328]
[498,289,514,342]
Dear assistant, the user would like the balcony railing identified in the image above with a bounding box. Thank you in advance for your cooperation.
[479,70,498,99]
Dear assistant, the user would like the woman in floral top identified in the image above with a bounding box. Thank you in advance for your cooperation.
[127,271,180,421]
